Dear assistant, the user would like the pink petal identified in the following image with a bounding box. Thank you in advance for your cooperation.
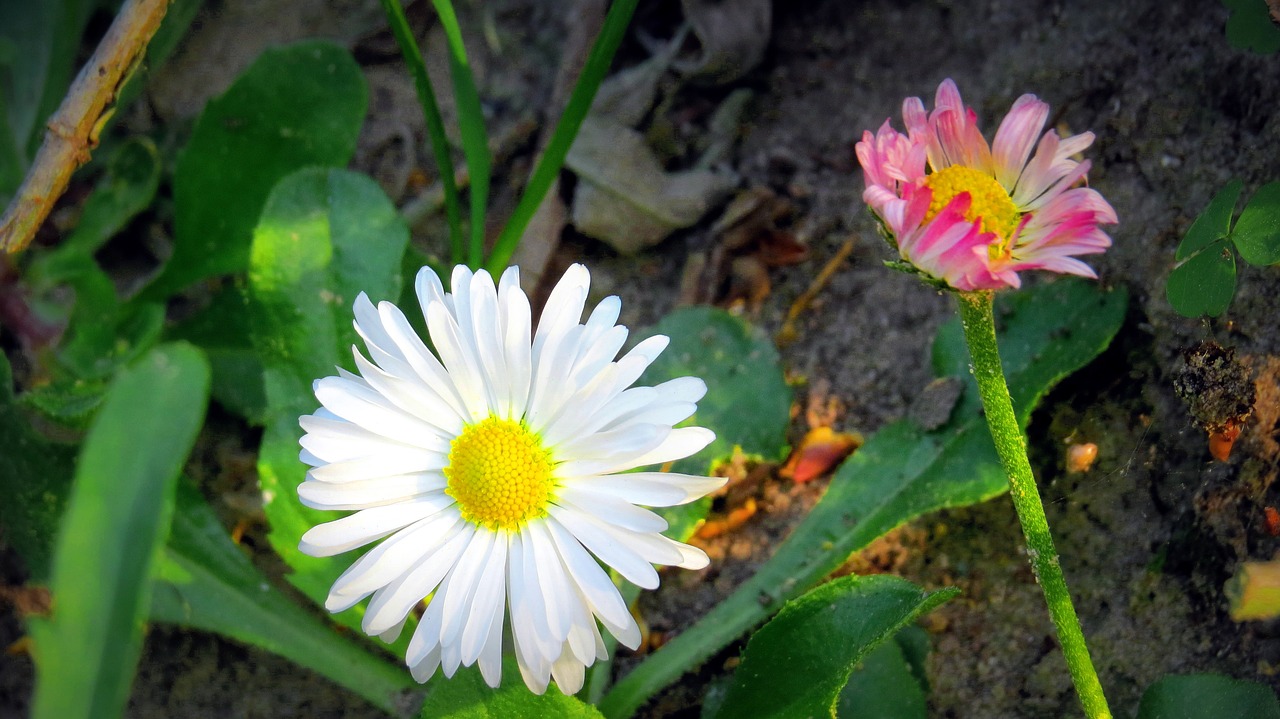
[992,94,1048,189]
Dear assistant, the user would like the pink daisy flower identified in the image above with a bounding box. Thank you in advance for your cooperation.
[855,78,1117,290]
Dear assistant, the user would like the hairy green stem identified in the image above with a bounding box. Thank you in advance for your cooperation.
[957,290,1111,719]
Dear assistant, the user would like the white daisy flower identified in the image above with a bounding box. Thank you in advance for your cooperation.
[296,263,722,695]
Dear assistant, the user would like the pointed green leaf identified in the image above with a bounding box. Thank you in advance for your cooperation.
[152,483,415,714]
[247,167,409,639]
[29,343,210,719]
[837,627,930,718]
[1138,673,1280,719]
[1223,0,1280,54]
[1233,181,1280,266]
[0,353,76,579]
[1176,179,1241,261]
[714,576,953,719]
[1166,238,1236,318]
[600,279,1127,718]
[149,41,367,296]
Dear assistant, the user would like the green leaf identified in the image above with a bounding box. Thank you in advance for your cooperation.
[29,343,211,719]
[837,632,929,719]
[0,353,76,579]
[484,0,639,273]
[166,284,266,424]
[152,482,416,714]
[1166,239,1237,318]
[1233,181,1280,266]
[1176,180,1241,261]
[642,306,791,475]
[247,167,410,636]
[417,658,605,718]
[55,137,161,260]
[600,279,1127,718]
[148,41,368,297]
[714,575,953,719]
[639,306,791,538]
[0,0,96,160]
[1138,674,1280,719]
[1223,0,1280,54]
[427,0,490,267]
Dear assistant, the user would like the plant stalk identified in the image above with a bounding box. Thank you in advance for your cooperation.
[956,290,1111,719]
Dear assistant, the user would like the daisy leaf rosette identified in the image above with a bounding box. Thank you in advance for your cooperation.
[296,263,723,695]
[856,78,1117,290]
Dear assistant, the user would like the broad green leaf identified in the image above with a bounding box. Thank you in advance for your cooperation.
[0,353,76,579]
[837,631,928,719]
[1138,673,1280,719]
[29,343,210,719]
[715,575,953,719]
[152,483,416,714]
[166,284,266,424]
[17,375,109,431]
[1176,180,1241,261]
[45,137,161,263]
[247,167,409,638]
[600,279,1127,718]
[417,658,605,718]
[1233,181,1280,266]
[639,306,791,541]
[1166,239,1236,318]
[0,0,96,161]
[148,41,367,297]
[641,306,791,474]
[1223,0,1280,54]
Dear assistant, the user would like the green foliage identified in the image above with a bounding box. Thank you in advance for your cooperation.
[484,0,640,273]
[1168,179,1280,318]
[1138,674,1280,719]
[599,279,1127,718]
[418,658,605,718]
[152,483,415,714]
[29,343,210,719]
[837,627,930,719]
[714,576,953,719]
[247,167,409,637]
[0,354,76,580]
[166,284,267,424]
[639,306,791,537]
[149,41,368,296]
[1223,0,1280,54]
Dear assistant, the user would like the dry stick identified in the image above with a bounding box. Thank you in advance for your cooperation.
[0,0,172,254]
[776,235,857,346]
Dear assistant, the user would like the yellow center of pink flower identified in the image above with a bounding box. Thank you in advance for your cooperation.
[445,416,555,531]
[922,165,1020,247]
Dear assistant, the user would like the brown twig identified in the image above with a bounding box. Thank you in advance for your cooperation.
[775,235,857,346]
[0,0,171,255]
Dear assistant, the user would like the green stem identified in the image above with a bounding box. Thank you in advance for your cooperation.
[379,0,465,265]
[957,291,1111,719]
[483,0,638,275]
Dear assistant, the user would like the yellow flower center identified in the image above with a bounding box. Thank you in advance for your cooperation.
[922,165,1020,248]
[444,416,556,531]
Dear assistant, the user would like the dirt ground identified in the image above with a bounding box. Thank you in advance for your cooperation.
[3,0,1280,717]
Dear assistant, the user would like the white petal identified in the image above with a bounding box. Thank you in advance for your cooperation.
[544,517,640,649]
[362,521,474,634]
[439,530,498,648]
[375,300,472,423]
[501,282,533,419]
[305,451,447,484]
[330,510,461,599]
[554,489,669,534]
[352,349,463,437]
[557,474,687,508]
[551,650,586,696]
[556,423,670,462]
[299,472,446,510]
[314,377,447,448]
[298,495,455,557]
[546,507,659,590]
[624,426,716,470]
[461,533,508,665]
[615,472,727,505]
[467,270,510,416]
[426,301,490,422]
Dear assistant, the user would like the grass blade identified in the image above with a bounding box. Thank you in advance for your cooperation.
[429,0,491,268]
[379,0,465,264]
[485,0,638,274]
[30,343,211,719]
